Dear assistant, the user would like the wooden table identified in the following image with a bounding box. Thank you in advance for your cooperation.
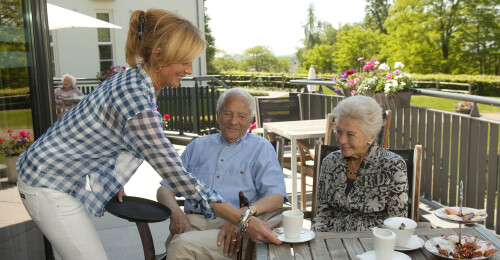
[255,227,500,259]
[263,119,326,210]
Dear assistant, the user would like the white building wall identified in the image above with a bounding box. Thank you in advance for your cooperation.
[48,0,206,79]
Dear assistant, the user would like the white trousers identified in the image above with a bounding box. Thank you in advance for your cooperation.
[18,180,107,260]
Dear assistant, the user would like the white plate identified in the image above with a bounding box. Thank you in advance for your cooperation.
[424,236,496,259]
[434,207,487,223]
[356,250,410,260]
[275,228,315,243]
[395,235,425,251]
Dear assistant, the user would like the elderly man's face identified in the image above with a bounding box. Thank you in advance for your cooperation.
[218,95,252,144]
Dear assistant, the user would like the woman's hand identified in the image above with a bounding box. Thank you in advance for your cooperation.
[245,217,282,244]
[117,187,127,202]
[217,222,242,257]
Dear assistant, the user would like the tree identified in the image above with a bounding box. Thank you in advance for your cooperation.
[332,24,382,72]
[204,14,217,74]
[212,50,239,72]
[240,46,278,72]
[303,4,322,49]
[364,0,391,34]
[301,44,335,73]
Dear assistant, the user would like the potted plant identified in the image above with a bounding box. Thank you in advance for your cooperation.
[0,130,33,183]
[332,58,414,109]
[96,65,127,82]
[454,102,473,114]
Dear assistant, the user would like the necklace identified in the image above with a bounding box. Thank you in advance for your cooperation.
[346,167,357,176]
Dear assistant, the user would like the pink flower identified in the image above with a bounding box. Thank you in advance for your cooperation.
[20,131,29,138]
[386,75,392,79]
[12,135,18,139]
[370,58,378,63]
[346,80,355,86]
[248,122,257,132]
[357,57,364,61]
[7,130,13,133]
[350,90,356,96]
[0,138,4,142]
[393,70,401,75]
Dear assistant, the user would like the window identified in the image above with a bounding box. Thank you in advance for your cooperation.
[96,12,113,73]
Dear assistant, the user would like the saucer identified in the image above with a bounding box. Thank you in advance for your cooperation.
[276,228,315,243]
[395,235,425,251]
[356,250,410,260]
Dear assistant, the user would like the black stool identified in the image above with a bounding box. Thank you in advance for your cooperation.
[105,196,171,260]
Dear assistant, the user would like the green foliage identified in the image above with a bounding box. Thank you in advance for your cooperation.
[364,0,391,34]
[205,14,217,75]
[332,25,382,72]
[239,46,288,73]
[301,45,335,74]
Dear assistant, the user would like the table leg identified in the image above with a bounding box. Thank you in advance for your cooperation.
[291,138,297,211]
[135,221,155,260]
[263,128,269,140]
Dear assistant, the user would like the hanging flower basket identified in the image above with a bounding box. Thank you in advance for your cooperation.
[368,91,412,109]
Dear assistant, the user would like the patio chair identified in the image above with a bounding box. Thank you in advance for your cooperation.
[305,143,422,222]
[324,110,392,148]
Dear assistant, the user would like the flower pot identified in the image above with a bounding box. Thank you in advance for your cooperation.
[387,91,412,109]
[5,155,19,183]
[455,108,471,114]
[343,88,355,97]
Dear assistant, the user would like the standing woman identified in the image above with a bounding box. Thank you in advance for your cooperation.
[16,9,280,259]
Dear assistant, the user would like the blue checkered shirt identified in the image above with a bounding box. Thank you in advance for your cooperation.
[17,65,224,217]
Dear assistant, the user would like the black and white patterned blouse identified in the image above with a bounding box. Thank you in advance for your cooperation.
[311,145,408,232]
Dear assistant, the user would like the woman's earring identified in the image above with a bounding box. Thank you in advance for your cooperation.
[367,141,372,145]
[156,66,162,73]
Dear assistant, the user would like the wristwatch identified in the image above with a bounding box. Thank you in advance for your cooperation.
[249,204,257,216]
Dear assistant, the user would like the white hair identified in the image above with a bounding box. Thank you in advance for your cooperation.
[62,73,76,87]
[216,88,255,119]
[332,95,383,139]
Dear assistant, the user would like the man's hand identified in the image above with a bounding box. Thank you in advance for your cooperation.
[169,210,192,235]
[245,217,281,244]
[217,222,242,257]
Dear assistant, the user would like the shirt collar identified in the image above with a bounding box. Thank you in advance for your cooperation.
[136,64,157,106]
[218,132,249,145]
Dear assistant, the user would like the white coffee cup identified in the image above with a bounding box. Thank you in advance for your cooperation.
[282,210,304,239]
[383,217,417,246]
[373,227,396,260]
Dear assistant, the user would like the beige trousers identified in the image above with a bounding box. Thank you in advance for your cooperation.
[166,214,235,260]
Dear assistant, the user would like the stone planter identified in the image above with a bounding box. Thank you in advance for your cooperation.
[5,156,19,183]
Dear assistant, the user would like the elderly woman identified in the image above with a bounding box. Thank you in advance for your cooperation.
[311,95,408,232]
[54,73,84,118]
[17,9,280,259]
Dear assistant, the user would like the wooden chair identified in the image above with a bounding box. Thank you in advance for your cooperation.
[252,95,302,141]
[305,144,422,222]
[296,139,320,211]
[324,110,392,148]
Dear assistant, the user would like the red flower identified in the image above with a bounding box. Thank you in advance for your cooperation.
[0,138,4,142]
[163,114,171,120]
[20,131,29,138]
[12,135,18,139]
[7,129,13,133]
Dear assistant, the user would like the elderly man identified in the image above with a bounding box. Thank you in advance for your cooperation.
[157,88,288,259]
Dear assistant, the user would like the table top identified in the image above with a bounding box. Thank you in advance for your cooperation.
[255,227,500,260]
[263,119,326,140]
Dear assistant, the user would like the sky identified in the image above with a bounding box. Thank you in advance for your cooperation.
[205,0,367,57]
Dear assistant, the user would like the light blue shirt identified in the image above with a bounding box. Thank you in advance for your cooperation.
[161,133,288,213]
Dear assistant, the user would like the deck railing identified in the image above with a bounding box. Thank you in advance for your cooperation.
[294,86,500,234]
[157,76,229,135]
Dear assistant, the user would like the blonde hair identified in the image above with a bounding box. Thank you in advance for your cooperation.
[125,9,206,68]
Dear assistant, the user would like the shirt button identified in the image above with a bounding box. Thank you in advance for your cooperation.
[217,176,220,179]
[220,159,223,162]
[240,171,244,174]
